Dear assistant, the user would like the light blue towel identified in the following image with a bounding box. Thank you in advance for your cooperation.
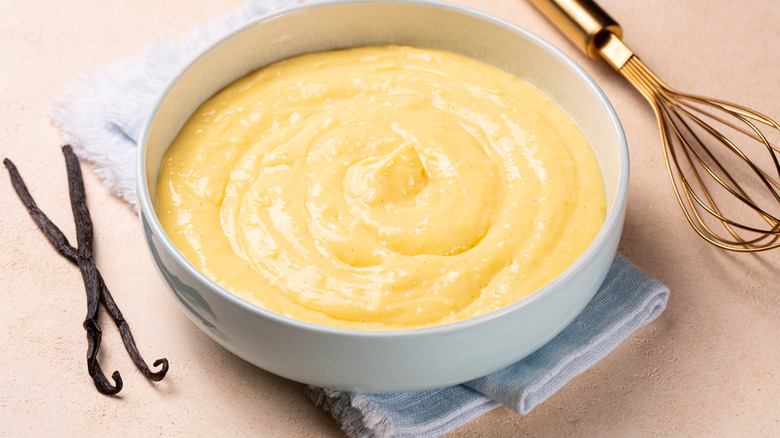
[47,1,670,437]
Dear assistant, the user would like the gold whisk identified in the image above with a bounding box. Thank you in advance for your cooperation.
[529,0,780,251]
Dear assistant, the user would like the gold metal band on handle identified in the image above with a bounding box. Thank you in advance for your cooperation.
[527,0,622,59]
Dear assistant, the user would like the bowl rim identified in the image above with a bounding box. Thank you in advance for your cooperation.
[136,0,629,338]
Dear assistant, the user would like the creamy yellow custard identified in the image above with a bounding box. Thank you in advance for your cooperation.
[156,45,606,330]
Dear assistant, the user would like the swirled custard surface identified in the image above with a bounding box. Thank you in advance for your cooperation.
[157,46,606,330]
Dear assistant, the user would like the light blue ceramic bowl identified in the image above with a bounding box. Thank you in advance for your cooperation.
[137,0,628,392]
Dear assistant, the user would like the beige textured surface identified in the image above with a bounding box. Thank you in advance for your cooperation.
[1,0,778,436]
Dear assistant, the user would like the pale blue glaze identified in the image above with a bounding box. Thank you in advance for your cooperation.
[136,0,628,392]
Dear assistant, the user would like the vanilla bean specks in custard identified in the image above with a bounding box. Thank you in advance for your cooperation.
[156,45,606,330]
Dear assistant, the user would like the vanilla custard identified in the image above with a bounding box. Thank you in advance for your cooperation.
[156,45,606,330]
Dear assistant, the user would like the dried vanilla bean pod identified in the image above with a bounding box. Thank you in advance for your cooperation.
[62,146,124,396]
[61,150,168,379]
[4,148,168,393]
[4,157,168,380]
[5,156,168,381]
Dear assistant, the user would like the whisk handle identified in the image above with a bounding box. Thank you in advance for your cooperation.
[528,0,622,59]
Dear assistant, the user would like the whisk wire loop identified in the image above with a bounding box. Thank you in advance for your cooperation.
[616,54,780,251]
